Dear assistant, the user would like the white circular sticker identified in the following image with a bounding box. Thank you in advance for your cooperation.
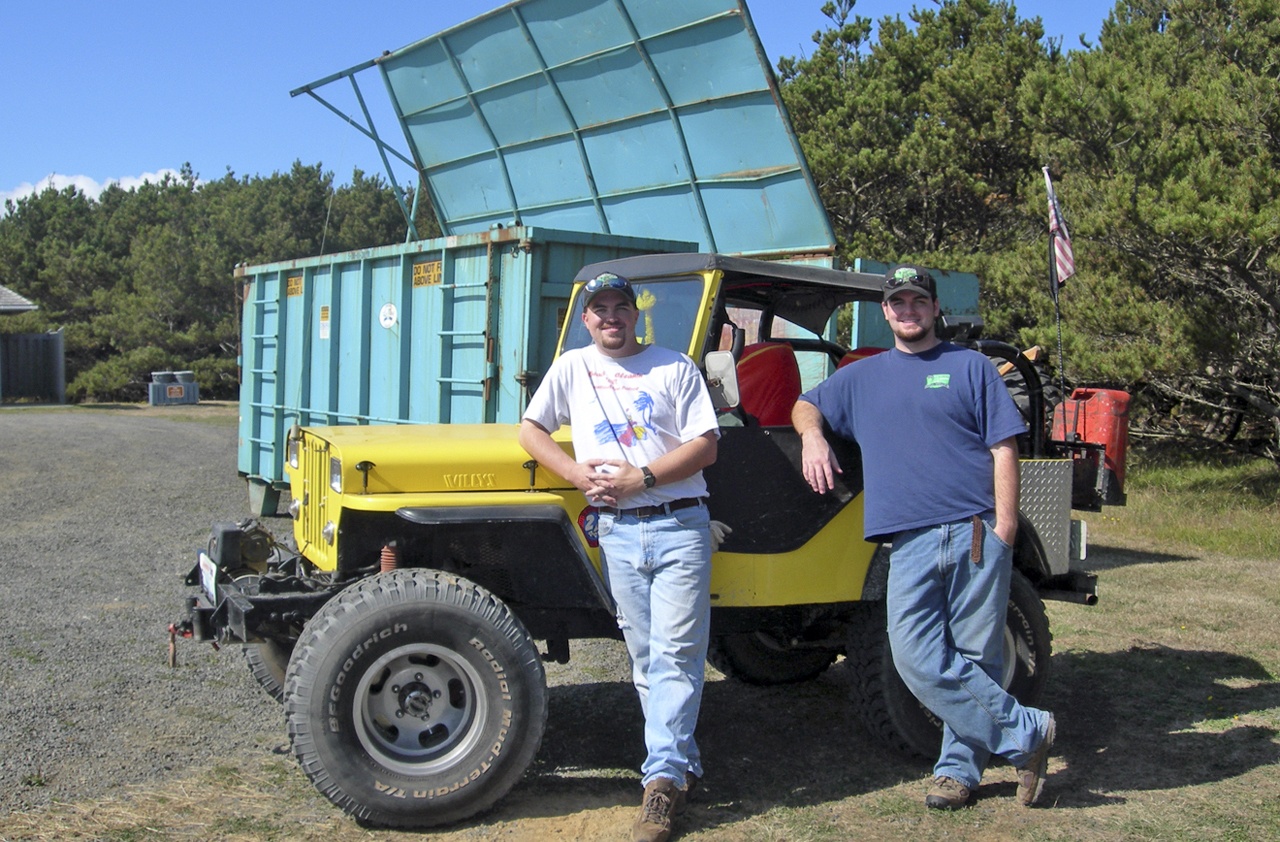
[379,303,398,329]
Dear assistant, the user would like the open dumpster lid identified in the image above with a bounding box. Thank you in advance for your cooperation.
[293,0,835,258]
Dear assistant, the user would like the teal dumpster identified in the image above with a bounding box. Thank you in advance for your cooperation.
[237,226,695,514]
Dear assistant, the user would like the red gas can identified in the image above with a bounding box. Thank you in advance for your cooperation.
[1052,388,1130,505]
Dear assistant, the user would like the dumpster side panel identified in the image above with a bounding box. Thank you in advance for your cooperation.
[304,265,331,423]
[236,229,695,512]
[408,253,446,423]
[238,271,286,484]
[337,260,373,423]
[368,257,406,424]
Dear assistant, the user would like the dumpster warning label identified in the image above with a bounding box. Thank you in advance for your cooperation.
[319,305,331,340]
[413,260,442,287]
[287,274,304,297]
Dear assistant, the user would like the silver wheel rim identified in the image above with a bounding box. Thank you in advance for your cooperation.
[1001,624,1025,689]
[353,642,489,776]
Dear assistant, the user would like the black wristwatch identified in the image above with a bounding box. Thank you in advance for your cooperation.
[641,466,657,488]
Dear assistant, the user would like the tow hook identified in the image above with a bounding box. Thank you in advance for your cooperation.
[167,620,216,668]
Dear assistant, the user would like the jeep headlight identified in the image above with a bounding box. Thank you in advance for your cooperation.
[286,424,302,469]
[329,456,342,493]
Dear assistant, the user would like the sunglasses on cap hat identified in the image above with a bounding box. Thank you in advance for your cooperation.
[582,272,636,307]
[883,266,936,299]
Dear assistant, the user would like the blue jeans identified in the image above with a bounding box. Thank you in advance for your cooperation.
[598,502,712,787]
[886,514,1050,788]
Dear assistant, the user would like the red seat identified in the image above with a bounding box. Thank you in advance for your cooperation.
[736,342,802,426]
[837,346,888,368]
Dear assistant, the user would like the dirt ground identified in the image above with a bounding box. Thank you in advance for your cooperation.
[2,402,1277,841]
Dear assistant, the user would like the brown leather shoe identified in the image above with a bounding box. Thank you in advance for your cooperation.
[633,777,680,842]
[925,775,972,810]
[1016,713,1057,806]
[675,771,699,815]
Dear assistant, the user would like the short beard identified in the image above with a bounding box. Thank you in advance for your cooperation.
[892,322,931,343]
[597,330,628,351]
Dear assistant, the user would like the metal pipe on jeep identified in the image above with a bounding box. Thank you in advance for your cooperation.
[1039,571,1099,606]
[1040,589,1099,606]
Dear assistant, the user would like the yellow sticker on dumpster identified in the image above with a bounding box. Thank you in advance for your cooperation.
[413,260,442,287]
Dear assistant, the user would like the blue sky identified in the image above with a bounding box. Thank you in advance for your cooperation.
[0,0,1115,209]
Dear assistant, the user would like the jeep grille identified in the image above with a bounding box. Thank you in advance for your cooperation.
[295,434,336,565]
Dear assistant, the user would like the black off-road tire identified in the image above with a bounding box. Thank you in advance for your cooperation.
[1001,353,1063,436]
[284,569,547,828]
[708,632,839,685]
[243,640,292,703]
[234,574,294,703]
[846,570,1051,758]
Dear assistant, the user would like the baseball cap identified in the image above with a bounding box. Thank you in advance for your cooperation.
[581,272,637,309]
[883,264,937,301]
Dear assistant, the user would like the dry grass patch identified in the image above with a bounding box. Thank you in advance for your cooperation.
[0,760,349,842]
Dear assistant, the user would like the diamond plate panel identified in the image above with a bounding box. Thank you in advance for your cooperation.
[1020,459,1074,575]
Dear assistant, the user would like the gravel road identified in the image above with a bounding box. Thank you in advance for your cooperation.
[0,404,282,813]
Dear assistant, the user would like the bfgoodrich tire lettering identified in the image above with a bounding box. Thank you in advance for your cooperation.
[847,570,1051,758]
[284,569,547,828]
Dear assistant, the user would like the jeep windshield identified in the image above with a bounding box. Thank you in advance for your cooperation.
[564,253,886,364]
[560,275,709,358]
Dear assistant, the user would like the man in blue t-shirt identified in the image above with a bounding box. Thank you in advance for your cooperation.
[792,264,1057,810]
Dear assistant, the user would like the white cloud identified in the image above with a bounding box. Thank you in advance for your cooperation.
[1,169,185,213]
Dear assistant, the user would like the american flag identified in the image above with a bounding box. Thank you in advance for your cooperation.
[1043,167,1075,286]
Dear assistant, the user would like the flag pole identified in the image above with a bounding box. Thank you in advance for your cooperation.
[1043,167,1071,418]
[1050,224,1067,402]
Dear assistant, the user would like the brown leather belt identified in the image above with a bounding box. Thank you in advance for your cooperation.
[602,497,704,519]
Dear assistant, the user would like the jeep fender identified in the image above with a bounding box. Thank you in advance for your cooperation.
[394,504,620,641]
[1013,511,1053,583]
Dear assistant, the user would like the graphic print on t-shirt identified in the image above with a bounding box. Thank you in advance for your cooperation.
[594,390,654,447]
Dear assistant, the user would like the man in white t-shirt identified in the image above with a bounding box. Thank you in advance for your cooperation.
[520,272,719,842]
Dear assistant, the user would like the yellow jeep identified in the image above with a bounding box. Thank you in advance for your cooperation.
[178,253,1122,828]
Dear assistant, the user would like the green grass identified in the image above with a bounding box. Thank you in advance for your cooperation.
[1086,444,1280,558]
[0,400,239,426]
[11,648,43,664]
